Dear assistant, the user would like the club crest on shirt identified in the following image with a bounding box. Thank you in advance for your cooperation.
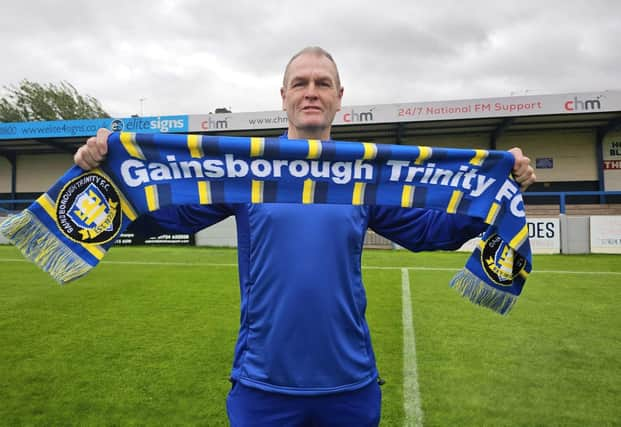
[56,173,122,244]
[480,233,526,286]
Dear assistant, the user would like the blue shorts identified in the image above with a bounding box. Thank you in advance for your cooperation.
[226,380,382,427]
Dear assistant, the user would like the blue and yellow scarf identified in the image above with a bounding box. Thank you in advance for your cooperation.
[0,132,531,314]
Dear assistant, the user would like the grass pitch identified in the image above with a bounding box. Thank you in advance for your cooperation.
[1,245,620,426]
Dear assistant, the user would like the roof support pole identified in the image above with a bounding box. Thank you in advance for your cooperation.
[395,123,405,145]
[489,118,514,150]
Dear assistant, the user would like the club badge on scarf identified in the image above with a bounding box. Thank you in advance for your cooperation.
[0,132,531,314]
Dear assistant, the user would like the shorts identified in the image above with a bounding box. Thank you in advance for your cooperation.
[226,380,382,427]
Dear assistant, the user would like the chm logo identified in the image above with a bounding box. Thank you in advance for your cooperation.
[201,116,229,130]
[480,233,526,286]
[563,96,602,112]
[56,173,122,244]
[342,108,374,123]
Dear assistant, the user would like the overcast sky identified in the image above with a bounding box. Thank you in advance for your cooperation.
[2,0,619,118]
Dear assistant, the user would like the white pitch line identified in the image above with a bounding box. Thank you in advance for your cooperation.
[1,258,620,275]
[401,268,424,427]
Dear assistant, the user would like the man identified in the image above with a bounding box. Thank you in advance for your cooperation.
[75,47,535,426]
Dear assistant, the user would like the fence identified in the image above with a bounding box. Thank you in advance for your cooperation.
[525,191,621,214]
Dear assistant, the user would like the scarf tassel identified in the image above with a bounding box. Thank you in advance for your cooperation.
[450,268,517,315]
[0,211,92,284]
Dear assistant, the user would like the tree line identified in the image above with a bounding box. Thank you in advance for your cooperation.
[0,80,109,122]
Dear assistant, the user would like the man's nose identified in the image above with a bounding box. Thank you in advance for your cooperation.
[304,83,319,99]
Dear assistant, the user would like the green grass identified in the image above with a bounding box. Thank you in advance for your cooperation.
[1,245,620,426]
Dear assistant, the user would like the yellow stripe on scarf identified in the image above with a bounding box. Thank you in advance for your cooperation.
[187,134,204,158]
[352,182,366,205]
[37,193,56,219]
[447,190,463,214]
[307,139,322,159]
[401,185,414,208]
[145,185,159,211]
[120,132,145,160]
[83,243,105,260]
[250,137,265,157]
[509,225,529,250]
[302,179,315,204]
[414,146,432,165]
[485,202,500,225]
[362,143,377,160]
[251,180,263,203]
[469,149,488,166]
[198,181,212,204]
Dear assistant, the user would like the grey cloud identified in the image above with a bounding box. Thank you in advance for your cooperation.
[1,0,619,117]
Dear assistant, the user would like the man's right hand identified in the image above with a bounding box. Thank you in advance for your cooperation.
[74,128,111,170]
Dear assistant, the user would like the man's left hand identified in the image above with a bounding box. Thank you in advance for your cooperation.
[508,147,536,192]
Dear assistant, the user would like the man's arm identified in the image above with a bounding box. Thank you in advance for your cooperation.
[128,204,234,239]
[369,207,487,251]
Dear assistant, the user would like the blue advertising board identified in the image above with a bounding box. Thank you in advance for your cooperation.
[0,115,189,140]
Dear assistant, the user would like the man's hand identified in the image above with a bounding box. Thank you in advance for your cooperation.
[508,147,536,191]
[74,128,110,170]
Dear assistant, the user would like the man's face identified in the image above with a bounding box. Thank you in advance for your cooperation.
[281,53,343,139]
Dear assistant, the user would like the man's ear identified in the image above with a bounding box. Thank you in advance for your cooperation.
[280,87,286,110]
[336,86,344,111]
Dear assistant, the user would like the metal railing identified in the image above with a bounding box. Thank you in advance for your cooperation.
[524,191,621,214]
[0,199,36,214]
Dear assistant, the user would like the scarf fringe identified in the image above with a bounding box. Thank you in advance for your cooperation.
[449,268,516,315]
[0,211,92,283]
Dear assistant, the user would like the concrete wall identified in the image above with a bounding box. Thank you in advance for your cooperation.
[16,154,73,192]
[402,133,489,149]
[0,157,11,192]
[500,130,597,182]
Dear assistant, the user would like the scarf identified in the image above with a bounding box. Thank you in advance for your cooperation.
[0,132,531,314]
